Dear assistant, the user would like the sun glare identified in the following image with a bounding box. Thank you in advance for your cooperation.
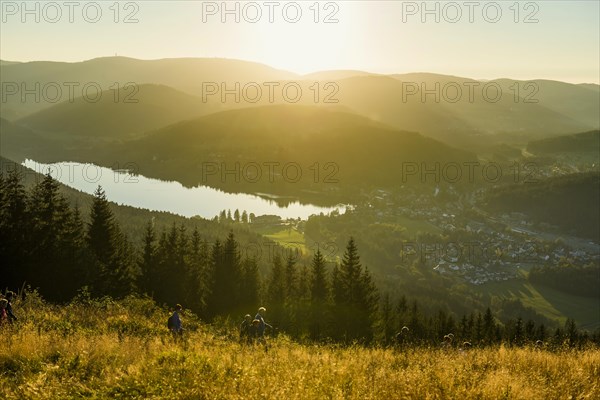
[252,6,358,74]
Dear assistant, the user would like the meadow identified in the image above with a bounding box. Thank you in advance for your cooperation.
[1,294,598,400]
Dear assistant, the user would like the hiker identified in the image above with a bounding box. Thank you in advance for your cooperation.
[168,304,184,340]
[254,307,273,350]
[395,326,410,349]
[0,299,8,327]
[441,333,454,349]
[240,314,253,344]
[5,291,17,323]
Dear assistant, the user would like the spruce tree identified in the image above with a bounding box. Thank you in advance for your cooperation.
[267,253,286,327]
[139,220,157,295]
[331,238,379,342]
[86,186,135,297]
[87,186,116,267]
[209,233,242,316]
[240,256,260,313]
[0,169,29,289]
[185,227,211,315]
[26,172,72,298]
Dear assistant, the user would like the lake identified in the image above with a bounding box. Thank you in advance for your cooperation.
[23,160,346,220]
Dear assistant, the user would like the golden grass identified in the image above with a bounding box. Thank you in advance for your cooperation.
[1,296,598,400]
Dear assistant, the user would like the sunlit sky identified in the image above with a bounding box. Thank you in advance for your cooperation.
[1,1,599,83]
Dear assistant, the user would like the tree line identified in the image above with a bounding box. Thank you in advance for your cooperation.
[1,170,598,347]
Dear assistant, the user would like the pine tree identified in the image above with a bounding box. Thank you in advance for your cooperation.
[208,232,242,316]
[474,312,484,344]
[378,293,395,345]
[536,323,547,342]
[184,227,210,315]
[62,203,90,295]
[483,307,496,345]
[331,238,379,342]
[295,263,311,337]
[267,253,286,328]
[240,256,260,312]
[565,318,578,347]
[0,169,29,289]
[87,186,116,267]
[513,317,524,346]
[408,301,424,343]
[310,249,329,302]
[139,220,157,295]
[86,186,135,297]
[206,239,223,318]
[26,172,73,298]
[285,253,298,300]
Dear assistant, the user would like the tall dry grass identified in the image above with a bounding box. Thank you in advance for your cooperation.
[1,293,598,399]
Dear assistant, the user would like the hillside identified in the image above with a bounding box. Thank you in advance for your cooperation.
[482,172,600,240]
[0,118,56,161]
[2,57,597,150]
[0,57,298,119]
[1,295,598,400]
[106,105,476,198]
[332,74,595,148]
[17,84,220,138]
[527,130,600,154]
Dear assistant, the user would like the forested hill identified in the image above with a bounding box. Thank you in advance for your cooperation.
[17,84,217,138]
[107,105,476,199]
[527,130,600,154]
[482,172,600,240]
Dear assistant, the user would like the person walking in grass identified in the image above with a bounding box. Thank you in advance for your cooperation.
[0,299,8,327]
[240,314,254,345]
[168,304,184,340]
[5,291,17,324]
[254,307,273,351]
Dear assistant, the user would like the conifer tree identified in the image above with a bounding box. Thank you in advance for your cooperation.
[0,169,29,289]
[139,220,157,295]
[267,253,286,327]
[330,237,379,342]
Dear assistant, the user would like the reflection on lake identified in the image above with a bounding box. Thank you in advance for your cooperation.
[23,160,346,219]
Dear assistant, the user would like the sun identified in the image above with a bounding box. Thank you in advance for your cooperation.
[251,6,357,74]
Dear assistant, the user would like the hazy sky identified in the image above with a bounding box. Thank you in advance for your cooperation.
[1,1,599,83]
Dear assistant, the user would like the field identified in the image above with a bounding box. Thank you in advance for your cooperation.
[250,224,314,258]
[1,295,598,400]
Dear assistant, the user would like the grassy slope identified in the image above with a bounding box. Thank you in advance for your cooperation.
[1,295,599,400]
[480,279,600,330]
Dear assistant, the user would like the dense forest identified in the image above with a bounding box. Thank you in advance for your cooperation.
[483,172,600,240]
[1,169,598,346]
[529,263,599,298]
[527,130,600,154]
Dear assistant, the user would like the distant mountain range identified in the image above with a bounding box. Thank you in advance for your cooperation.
[0,57,296,119]
[2,57,598,150]
[1,56,598,205]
